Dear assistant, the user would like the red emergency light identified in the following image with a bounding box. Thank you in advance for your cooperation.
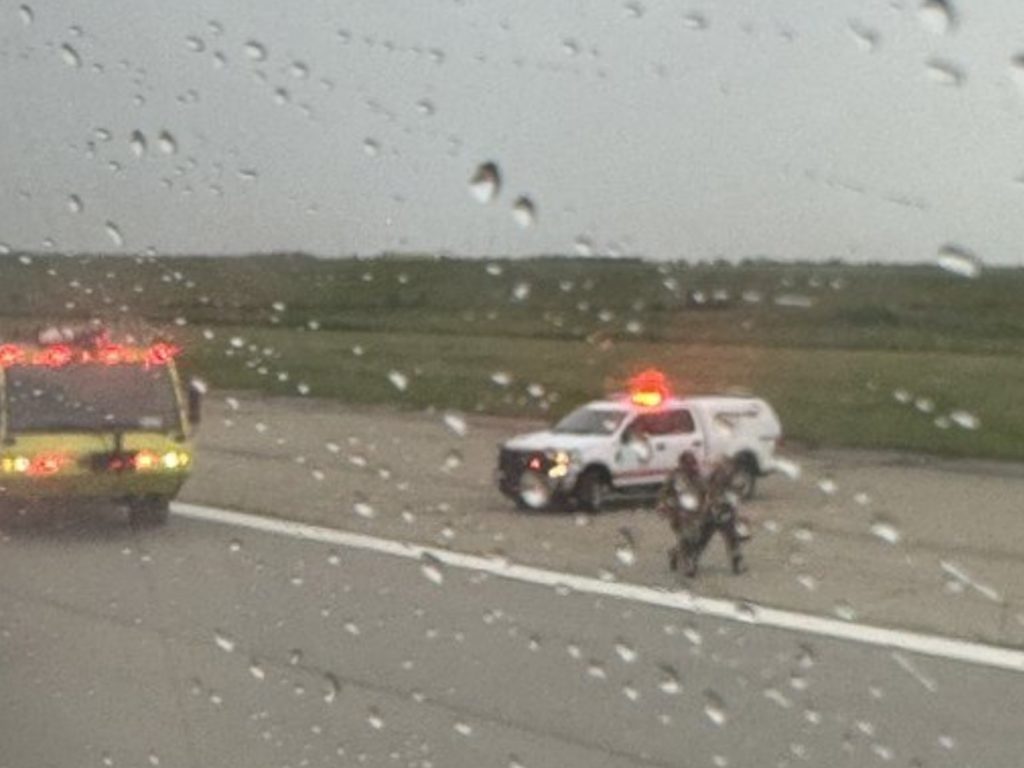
[628,368,671,408]
[0,344,26,368]
[146,342,181,366]
[27,453,67,477]
[35,344,73,368]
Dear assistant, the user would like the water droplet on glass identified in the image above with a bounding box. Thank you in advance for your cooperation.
[870,516,902,544]
[415,98,435,116]
[185,36,205,53]
[323,672,341,703]
[834,600,857,620]
[623,1,645,19]
[105,222,124,247]
[615,529,636,566]
[682,13,708,30]
[18,4,33,24]
[67,194,83,213]
[60,43,81,67]
[129,130,147,157]
[937,244,983,278]
[703,690,728,726]
[512,197,536,227]
[367,708,385,730]
[658,665,682,694]
[443,412,468,437]
[574,236,594,256]
[919,0,954,35]
[388,370,408,391]
[453,721,473,737]
[925,59,963,86]
[353,499,376,519]
[442,449,463,471]
[290,60,309,79]
[586,661,607,680]
[470,162,501,203]
[816,477,837,495]
[490,371,512,387]
[848,21,879,51]
[949,410,979,429]
[157,131,177,154]
[214,631,236,653]
[420,553,445,585]
[249,660,265,680]
[228,539,242,552]
[362,138,380,157]
[512,281,531,301]
[244,40,268,61]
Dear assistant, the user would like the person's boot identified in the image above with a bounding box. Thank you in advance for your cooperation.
[731,553,747,575]
[668,547,679,572]
[684,555,699,578]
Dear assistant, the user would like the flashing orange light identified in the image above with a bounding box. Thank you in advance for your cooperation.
[628,368,671,408]
[133,449,160,471]
[35,344,74,368]
[0,344,25,368]
[146,342,181,366]
[97,344,125,365]
[27,453,67,477]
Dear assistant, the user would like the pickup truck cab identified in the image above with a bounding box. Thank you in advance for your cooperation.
[496,371,782,511]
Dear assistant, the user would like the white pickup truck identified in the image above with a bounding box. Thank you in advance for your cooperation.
[496,390,783,511]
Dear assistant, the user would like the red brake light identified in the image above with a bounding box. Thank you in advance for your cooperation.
[628,368,671,408]
[0,344,25,367]
[97,344,125,365]
[28,453,67,477]
[35,344,74,368]
[146,342,180,365]
[527,456,542,471]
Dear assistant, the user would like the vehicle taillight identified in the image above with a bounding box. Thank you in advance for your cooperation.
[0,344,25,367]
[35,344,73,368]
[27,453,67,477]
[97,344,125,365]
[147,342,181,366]
[133,449,160,471]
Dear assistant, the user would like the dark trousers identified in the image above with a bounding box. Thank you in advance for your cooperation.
[680,514,744,575]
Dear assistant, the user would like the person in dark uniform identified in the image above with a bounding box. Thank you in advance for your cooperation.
[658,452,748,577]
[656,451,708,577]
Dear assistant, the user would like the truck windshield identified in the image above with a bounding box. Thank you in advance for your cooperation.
[5,364,181,433]
[552,407,626,435]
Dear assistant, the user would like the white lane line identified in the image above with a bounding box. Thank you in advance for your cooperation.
[171,501,1024,674]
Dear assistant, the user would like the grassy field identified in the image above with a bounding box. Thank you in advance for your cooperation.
[1,253,1021,460]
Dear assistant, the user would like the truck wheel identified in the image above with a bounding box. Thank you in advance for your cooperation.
[729,458,758,501]
[575,468,610,512]
[128,497,171,527]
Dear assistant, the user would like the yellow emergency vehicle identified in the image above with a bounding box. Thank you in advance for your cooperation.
[0,327,201,525]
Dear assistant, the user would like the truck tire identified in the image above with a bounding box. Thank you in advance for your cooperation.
[128,497,171,527]
[729,456,758,501]
[575,468,611,512]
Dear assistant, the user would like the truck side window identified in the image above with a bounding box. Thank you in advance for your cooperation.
[666,409,695,434]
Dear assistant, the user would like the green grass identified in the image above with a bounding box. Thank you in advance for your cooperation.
[1,253,1021,460]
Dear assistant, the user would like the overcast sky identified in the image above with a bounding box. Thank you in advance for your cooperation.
[0,0,1022,266]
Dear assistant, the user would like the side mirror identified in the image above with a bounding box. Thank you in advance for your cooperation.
[187,378,206,428]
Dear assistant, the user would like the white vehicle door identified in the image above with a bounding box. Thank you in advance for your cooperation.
[612,410,700,487]
[658,407,705,468]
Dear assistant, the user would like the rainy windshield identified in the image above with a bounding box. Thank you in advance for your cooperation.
[2,1,1023,767]
[5,364,181,433]
[553,407,626,435]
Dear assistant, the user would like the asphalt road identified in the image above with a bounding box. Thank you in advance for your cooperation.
[182,394,1024,647]
[1,500,1023,768]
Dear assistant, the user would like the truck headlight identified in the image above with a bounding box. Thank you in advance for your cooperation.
[547,450,580,478]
